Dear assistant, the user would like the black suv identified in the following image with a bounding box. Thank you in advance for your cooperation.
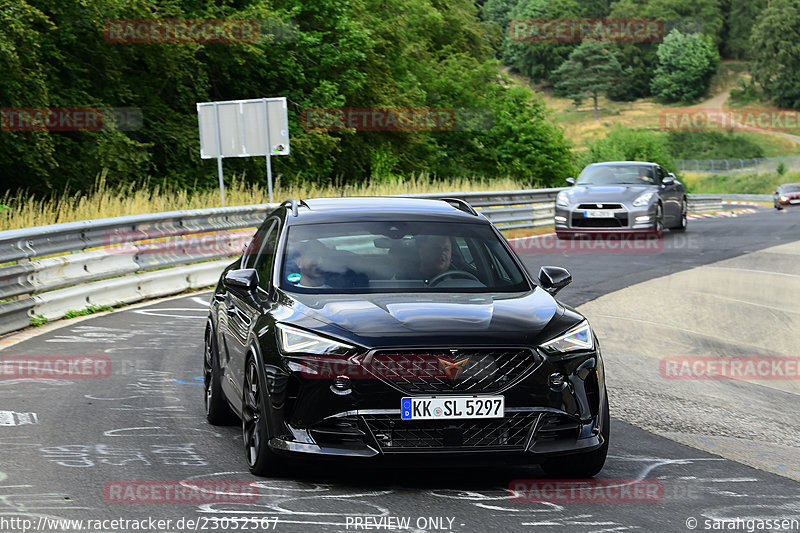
[203,197,609,477]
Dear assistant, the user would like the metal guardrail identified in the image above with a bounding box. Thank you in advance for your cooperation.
[0,189,728,336]
[0,204,279,335]
[687,196,722,213]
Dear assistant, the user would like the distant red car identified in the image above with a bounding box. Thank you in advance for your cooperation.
[774,183,800,210]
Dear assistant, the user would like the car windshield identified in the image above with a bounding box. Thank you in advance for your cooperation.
[577,164,658,186]
[280,221,530,293]
[779,184,800,193]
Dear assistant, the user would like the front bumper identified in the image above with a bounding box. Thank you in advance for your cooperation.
[776,197,800,207]
[267,348,606,461]
[555,203,658,234]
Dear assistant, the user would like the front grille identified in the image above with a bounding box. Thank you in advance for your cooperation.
[577,203,623,210]
[364,348,539,394]
[363,411,538,450]
[571,214,628,228]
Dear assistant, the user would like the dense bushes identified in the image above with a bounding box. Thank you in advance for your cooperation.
[0,0,575,196]
[576,127,676,173]
[664,132,765,160]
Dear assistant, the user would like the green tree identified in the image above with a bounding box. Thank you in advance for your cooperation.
[725,0,768,59]
[608,0,725,49]
[606,43,658,101]
[502,0,582,82]
[749,0,800,108]
[0,0,578,196]
[578,126,675,172]
[552,41,623,119]
[650,30,719,103]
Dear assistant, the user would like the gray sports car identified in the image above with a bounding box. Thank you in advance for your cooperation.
[554,161,687,238]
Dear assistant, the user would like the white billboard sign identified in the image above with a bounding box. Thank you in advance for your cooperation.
[197,97,289,204]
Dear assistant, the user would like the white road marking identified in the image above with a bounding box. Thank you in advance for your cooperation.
[0,411,38,426]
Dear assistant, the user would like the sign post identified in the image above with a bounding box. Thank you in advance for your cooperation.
[197,97,290,205]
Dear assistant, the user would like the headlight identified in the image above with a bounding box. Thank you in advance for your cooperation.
[539,320,594,355]
[780,195,788,202]
[632,192,655,207]
[556,191,570,207]
[276,324,353,355]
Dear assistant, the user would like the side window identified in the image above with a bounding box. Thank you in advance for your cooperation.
[657,166,667,183]
[251,220,279,292]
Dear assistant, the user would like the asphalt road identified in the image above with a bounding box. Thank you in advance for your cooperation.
[1,206,799,533]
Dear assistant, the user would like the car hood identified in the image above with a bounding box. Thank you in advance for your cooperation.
[566,184,655,203]
[280,289,564,347]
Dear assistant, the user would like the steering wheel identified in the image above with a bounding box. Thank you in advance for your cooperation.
[427,269,481,286]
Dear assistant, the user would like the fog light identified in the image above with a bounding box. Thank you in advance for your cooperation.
[635,215,651,223]
[331,375,351,394]
[548,372,566,389]
[554,216,567,222]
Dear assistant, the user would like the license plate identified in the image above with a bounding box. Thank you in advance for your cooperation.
[584,210,615,218]
[790,199,800,204]
[401,396,504,420]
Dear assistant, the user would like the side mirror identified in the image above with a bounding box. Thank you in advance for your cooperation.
[662,176,675,186]
[538,266,572,295]
[566,177,575,186]
[224,268,258,292]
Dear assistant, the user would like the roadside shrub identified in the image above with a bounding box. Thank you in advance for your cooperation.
[576,126,676,173]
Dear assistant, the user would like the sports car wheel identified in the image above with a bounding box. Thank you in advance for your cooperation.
[672,198,687,232]
[204,323,236,425]
[541,395,610,478]
[242,355,285,476]
[654,204,664,234]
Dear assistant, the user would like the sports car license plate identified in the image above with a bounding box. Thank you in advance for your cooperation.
[584,210,615,218]
[790,199,800,204]
[401,396,504,420]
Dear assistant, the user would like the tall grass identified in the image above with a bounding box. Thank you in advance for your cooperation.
[682,171,798,195]
[0,171,532,231]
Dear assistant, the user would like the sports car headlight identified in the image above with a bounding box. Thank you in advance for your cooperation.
[632,192,655,207]
[780,195,788,202]
[556,191,570,207]
[539,321,594,355]
[276,324,353,355]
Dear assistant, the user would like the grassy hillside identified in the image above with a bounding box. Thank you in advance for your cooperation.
[506,62,800,158]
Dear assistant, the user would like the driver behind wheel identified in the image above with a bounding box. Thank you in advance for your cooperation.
[417,234,452,282]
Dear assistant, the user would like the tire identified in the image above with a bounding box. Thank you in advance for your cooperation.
[776,203,783,211]
[242,354,286,477]
[672,198,687,232]
[204,323,236,425]
[654,203,664,234]
[540,394,610,478]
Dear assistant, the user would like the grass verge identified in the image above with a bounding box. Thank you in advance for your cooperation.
[0,173,531,231]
